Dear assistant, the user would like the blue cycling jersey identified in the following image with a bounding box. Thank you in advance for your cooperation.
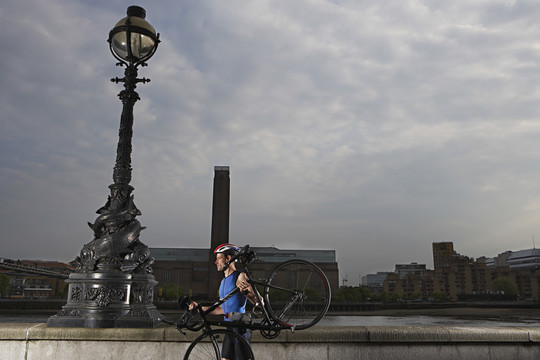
[219,270,247,321]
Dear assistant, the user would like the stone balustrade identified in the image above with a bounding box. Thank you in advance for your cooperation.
[1,323,539,359]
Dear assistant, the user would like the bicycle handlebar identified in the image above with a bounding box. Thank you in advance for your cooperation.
[158,295,204,331]
[178,295,191,310]
[224,244,257,269]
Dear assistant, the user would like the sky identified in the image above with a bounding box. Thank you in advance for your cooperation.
[2,0,540,286]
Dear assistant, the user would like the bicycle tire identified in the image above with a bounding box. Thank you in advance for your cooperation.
[264,259,331,330]
[184,329,254,360]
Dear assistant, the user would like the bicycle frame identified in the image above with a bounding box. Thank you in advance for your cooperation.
[161,244,330,338]
[196,262,297,333]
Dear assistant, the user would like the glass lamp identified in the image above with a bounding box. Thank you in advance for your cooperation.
[108,6,159,65]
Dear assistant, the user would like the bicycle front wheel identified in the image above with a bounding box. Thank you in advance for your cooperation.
[264,259,331,330]
[184,329,254,360]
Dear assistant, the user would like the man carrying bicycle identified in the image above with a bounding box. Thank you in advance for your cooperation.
[190,244,259,360]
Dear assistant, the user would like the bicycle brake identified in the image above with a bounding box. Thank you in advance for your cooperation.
[251,304,263,316]
[177,327,187,338]
[290,325,296,333]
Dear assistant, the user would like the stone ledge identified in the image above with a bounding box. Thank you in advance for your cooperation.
[1,323,539,344]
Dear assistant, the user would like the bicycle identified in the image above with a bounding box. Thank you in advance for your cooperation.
[160,244,331,360]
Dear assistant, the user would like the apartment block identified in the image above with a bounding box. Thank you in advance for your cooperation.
[383,242,540,301]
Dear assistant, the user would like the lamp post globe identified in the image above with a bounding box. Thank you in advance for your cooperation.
[48,6,162,328]
[108,6,159,66]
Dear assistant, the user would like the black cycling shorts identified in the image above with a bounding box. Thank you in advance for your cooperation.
[221,327,252,360]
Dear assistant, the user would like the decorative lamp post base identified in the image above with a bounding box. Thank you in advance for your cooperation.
[47,271,161,328]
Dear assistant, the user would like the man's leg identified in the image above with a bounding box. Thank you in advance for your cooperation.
[233,328,252,360]
[221,331,235,360]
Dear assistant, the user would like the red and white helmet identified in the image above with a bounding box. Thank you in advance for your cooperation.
[214,243,239,255]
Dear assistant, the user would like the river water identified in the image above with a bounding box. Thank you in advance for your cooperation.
[2,313,540,327]
[316,315,540,327]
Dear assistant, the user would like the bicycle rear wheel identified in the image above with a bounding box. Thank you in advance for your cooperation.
[264,259,331,330]
[184,329,254,360]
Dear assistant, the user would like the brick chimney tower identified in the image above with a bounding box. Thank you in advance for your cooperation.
[208,166,230,298]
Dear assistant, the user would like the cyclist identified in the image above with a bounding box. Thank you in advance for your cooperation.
[189,243,258,360]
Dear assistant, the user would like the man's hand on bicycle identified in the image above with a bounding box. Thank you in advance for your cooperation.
[188,301,206,313]
[188,301,198,311]
[238,278,251,295]
[236,272,264,308]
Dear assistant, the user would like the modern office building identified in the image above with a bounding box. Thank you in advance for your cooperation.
[504,249,540,270]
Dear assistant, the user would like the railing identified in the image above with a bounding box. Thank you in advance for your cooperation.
[0,259,69,278]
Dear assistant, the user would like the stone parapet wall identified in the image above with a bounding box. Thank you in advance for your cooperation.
[1,323,539,359]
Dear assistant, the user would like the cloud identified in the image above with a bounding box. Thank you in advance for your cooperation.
[2,0,540,283]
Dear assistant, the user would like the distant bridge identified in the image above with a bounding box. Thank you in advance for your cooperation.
[0,258,69,279]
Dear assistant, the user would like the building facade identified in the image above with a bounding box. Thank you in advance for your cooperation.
[383,243,540,301]
[432,242,455,271]
[361,272,391,287]
[151,246,339,301]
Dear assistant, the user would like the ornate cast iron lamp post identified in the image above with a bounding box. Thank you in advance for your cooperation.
[48,6,161,328]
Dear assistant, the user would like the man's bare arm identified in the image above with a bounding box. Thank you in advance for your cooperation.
[189,301,224,315]
[237,272,263,306]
